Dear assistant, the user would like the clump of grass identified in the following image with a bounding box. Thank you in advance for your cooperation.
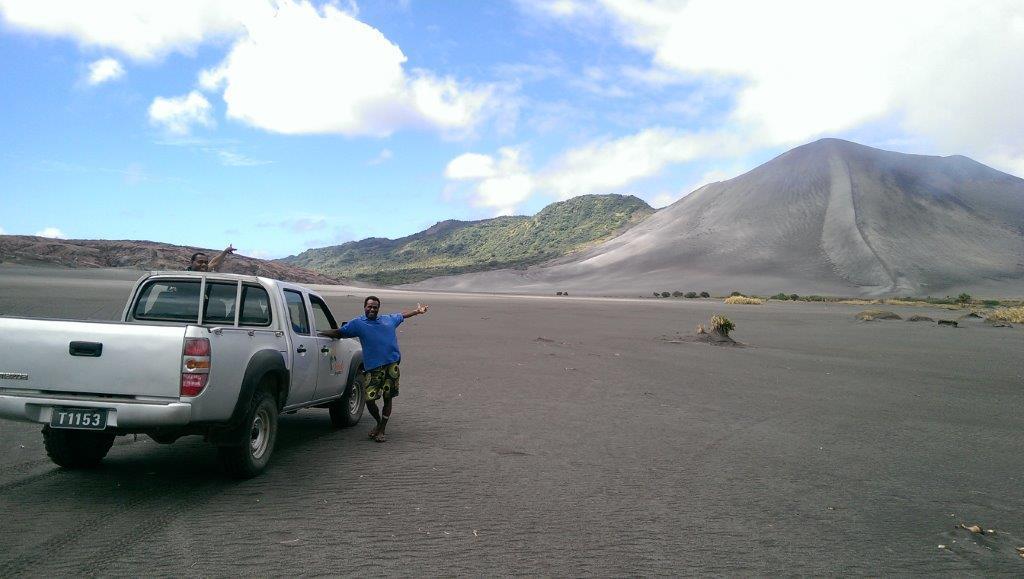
[835,299,879,306]
[986,306,1024,323]
[724,296,764,305]
[710,314,735,335]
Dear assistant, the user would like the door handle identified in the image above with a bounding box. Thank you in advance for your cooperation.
[296,345,307,354]
[320,346,331,354]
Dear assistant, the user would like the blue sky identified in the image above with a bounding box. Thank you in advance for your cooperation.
[2,0,1023,259]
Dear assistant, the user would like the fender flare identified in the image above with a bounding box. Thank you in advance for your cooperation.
[228,349,289,426]
[345,351,364,392]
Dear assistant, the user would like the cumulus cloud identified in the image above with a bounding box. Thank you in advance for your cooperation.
[444,148,534,215]
[85,57,124,85]
[540,128,747,199]
[35,227,66,238]
[446,129,758,210]
[0,0,250,61]
[587,0,1024,166]
[198,1,494,137]
[148,91,213,135]
[445,153,497,180]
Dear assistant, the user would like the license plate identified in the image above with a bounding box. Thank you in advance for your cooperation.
[50,407,109,430]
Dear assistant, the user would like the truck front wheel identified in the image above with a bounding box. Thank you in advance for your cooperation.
[218,386,278,479]
[329,370,365,428]
[42,426,116,469]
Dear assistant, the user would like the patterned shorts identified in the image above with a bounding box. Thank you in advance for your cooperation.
[364,362,400,401]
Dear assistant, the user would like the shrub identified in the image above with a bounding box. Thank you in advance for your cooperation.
[684,291,698,298]
[699,292,710,298]
[789,294,799,301]
[982,300,1000,307]
[556,291,563,296]
[653,292,660,298]
[724,296,764,305]
[771,293,789,300]
[957,293,972,305]
[986,306,1024,323]
[672,291,684,297]
[661,292,671,298]
[729,291,744,297]
[710,314,735,335]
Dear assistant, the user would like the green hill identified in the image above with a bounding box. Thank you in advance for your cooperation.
[280,194,654,285]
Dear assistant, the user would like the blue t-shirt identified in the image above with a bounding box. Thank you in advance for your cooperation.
[339,313,404,371]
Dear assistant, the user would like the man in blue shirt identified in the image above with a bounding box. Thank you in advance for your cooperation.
[320,295,429,442]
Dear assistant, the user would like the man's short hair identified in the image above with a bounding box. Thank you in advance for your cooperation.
[364,295,380,307]
[190,252,208,263]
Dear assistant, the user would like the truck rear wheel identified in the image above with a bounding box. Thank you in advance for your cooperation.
[218,386,278,479]
[42,426,116,469]
[329,370,365,428]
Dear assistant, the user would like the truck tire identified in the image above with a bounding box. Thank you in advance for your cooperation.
[218,385,278,479]
[329,370,365,428]
[42,426,116,469]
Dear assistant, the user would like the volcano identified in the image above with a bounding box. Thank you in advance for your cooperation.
[405,139,1024,297]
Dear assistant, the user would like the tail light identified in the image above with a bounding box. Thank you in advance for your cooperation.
[181,338,210,397]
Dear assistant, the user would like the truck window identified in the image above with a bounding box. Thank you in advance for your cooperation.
[284,290,310,335]
[133,280,201,322]
[203,282,238,325]
[309,295,338,332]
[239,285,272,326]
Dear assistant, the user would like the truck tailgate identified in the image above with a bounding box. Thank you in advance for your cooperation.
[0,318,187,398]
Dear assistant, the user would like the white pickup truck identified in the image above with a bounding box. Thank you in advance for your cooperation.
[0,271,365,478]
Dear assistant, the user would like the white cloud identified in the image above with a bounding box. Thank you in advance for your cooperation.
[200,1,494,137]
[0,0,251,61]
[85,57,124,85]
[444,148,534,215]
[589,0,1024,162]
[367,148,393,165]
[35,227,66,239]
[148,91,213,135]
[445,153,496,180]
[540,128,747,199]
[215,150,269,167]
[0,226,6,235]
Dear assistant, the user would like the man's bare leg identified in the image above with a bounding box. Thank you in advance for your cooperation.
[366,399,382,438]
[374,398,393,442]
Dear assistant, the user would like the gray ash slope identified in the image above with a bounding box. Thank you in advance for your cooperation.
[404,139,1024,297]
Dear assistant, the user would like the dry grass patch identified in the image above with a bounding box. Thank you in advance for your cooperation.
[724,296,764,305]
[835,299,880,306]
[881,299,961,310]
[986,306,1024,323]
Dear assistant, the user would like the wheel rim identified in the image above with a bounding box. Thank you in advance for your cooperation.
[348,380,363,416]
[250,407,271,460]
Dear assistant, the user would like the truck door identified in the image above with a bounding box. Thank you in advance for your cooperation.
[308,294,348,400]
[283,289,317,405]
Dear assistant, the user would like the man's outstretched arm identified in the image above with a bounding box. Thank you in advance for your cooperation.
[401,303,429,319]
[208,244,236,272]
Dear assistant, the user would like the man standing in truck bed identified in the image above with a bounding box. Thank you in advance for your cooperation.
[320,296,429,443]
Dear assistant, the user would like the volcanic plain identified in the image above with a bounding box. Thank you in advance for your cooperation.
[0,265,1022,575]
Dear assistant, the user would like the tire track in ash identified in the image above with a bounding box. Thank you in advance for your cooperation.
[0,442,225,576]
[2,416,363,576]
